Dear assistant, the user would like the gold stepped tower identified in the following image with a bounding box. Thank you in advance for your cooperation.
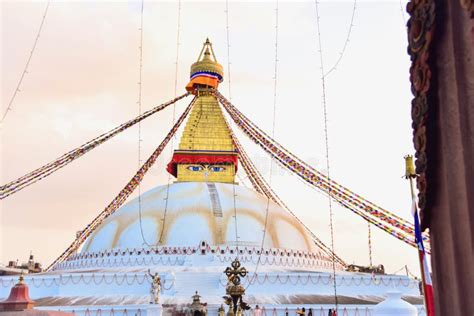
[167,39,238,184]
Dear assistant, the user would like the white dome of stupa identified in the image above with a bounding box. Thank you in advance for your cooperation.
[81,182,318,254]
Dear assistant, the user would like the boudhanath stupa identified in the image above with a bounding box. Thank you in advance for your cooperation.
[0,40,424,316]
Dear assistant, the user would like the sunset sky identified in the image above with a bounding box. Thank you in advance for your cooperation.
[1,0,421,275]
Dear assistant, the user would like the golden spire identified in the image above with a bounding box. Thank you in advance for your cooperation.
[167,39,238,183]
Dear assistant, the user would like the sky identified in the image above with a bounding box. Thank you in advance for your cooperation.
[0,0,424,276]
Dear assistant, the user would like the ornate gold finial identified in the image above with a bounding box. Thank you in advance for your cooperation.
[18,271,25,284]
[404,155,417,179]
[186,38,224,93]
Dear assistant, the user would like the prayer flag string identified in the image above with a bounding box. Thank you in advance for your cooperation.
[215,90,430,253]
[0,93,190,200]
[229,124,347,267]
[46,96,196,270]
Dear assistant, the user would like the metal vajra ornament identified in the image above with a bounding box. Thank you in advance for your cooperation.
[223,259,250,314]
[224,258,248,285]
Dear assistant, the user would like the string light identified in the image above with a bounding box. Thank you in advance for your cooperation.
[136,0,152,247]
[368,221,373,266]
[323,0,357,77]
[1,0,50,125]
[246,0,280,289]
[225,0,232,101]
[223,0,240,257]
[314,0,339,309]
[160,0,182,244]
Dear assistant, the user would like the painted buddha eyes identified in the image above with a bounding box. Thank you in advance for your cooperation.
[210,166,225,172]
[187,166,204,172]
[187,165,226,172]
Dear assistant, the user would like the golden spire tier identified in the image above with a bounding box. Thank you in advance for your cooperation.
[167,39,238,183]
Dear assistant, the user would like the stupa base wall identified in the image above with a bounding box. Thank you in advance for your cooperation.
[33,304,426,316]
[0,268,425,316]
